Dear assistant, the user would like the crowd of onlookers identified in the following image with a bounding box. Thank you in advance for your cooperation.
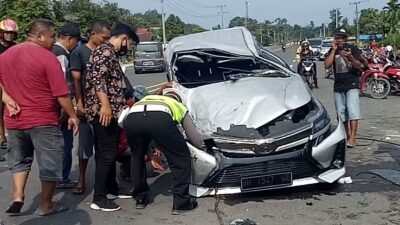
[0,17,201,218]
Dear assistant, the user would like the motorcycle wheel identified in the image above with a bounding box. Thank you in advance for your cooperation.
[306,75,313,89]
[368,78,391,99]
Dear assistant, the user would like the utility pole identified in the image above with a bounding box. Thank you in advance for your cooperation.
[217,5,228,29]
[350,1,362,45]
[161,0,167,48]
[244,0,249,28]
[323,23,326,38]
[336,8,340,28]
[259,24,264,44]
[273,30,276,46]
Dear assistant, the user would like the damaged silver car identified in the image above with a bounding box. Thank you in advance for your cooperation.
[163,27,346,197]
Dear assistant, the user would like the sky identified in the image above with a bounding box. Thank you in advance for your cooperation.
[99,0,387,29]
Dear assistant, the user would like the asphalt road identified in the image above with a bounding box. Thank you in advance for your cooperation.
[2,46,400,225]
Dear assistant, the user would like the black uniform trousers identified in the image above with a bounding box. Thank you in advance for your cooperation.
[91,117,120,202]
[125,111,192,208]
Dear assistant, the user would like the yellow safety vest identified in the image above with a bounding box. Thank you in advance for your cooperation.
[136,95,188,124]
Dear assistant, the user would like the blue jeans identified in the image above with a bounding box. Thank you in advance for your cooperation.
[334,89,362,122]
[61,122,73,181]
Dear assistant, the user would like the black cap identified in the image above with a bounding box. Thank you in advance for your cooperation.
[334,27,349,37]
[59,23,81,39]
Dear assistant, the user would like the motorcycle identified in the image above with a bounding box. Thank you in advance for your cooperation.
[383,58,400,95]
[359,58,391,99]
[299,55,316,89]
[282,45,286,52]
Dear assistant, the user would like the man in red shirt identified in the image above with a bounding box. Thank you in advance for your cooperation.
[0,19,79,216]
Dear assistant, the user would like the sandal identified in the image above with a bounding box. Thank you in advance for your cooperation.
[5,201,24,214]
[0,141,7,149]
[72,186,85,195]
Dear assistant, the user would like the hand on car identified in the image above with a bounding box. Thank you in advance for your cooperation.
[99,105,113,126]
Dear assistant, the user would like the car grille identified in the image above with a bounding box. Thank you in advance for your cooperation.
[205,158,321,188]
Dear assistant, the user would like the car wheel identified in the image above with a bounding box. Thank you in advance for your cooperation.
[135,69,140,74]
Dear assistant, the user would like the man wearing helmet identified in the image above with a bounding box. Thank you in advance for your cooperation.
[0,19,18,54]
[0,19,19,150]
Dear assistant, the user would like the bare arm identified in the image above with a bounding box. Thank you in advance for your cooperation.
[57,94,79,135]
[182,114,205,150]
[325,50,335,69]
[1,85,20,116]
[72,70,85,117]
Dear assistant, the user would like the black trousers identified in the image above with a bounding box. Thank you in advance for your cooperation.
[91,117,120,202]
[125,111,191,208]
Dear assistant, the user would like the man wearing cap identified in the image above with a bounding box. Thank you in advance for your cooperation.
[325,28,366,148]
[52,23,81,189]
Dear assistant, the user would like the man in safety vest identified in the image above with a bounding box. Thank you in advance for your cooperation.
[120,90,204,215]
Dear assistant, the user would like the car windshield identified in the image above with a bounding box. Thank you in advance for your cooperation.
[136,44,160,52]
[322,42,332,48]
[308,40,322,47]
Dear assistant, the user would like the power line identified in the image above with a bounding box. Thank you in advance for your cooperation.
[169,0,219,17]
[165,1,219,18]
[179,0,215,9]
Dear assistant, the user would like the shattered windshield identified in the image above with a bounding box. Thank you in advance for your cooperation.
[173,51,290,88]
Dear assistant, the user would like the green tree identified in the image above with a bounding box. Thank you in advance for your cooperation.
[165,14,184,41]
[384,0,400,34]
[2,0,54,39]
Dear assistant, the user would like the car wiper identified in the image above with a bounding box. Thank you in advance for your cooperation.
[226,73,255,81]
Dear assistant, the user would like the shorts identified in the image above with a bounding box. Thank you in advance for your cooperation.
[73,120,94,159]
[334,89,362,122]
[7,126,64,181]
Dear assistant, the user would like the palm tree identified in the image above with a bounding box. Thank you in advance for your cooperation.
[384,0,400,34]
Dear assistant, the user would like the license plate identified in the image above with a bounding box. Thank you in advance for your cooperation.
[143,61,154,66]
[241,172,293,191]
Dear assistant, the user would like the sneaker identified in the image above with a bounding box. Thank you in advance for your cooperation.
[171,201,198,215]
[90,200,121,212]
[136,196,149,209]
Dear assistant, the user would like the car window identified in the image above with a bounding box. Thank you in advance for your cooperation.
[321,42,332,48]
[136,44,160,52]
[308,39,322,47]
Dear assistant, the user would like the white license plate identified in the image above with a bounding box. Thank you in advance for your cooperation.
[143,61,154,66]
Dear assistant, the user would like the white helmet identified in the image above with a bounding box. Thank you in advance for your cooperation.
[386,45,393,52]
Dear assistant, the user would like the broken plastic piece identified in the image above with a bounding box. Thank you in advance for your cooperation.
[230,219,257,225]
[338,176,353,184]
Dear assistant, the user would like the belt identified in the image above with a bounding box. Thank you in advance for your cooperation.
[129,104,172,116]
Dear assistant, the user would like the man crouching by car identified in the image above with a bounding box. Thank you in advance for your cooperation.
[325,28,366,148]
[118,87,204,215]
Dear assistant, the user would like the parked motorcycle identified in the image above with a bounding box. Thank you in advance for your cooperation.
[299,55,316,88]
[383,58,400,95]
[360,58,391,99]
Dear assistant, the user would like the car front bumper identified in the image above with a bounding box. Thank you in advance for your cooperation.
[189,119,346,197]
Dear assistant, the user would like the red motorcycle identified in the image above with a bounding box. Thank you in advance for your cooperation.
[360,55,391,99]
[383,58,400,95]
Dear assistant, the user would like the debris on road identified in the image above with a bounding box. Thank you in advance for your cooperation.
[230,219,257,225]
[338,177,353,184]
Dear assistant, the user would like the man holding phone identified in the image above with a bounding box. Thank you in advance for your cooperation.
[325,28,365,148]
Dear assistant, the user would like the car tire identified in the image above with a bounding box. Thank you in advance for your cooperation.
[135,69,140,74]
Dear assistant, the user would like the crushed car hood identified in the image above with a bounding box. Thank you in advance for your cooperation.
[181,75,312,138]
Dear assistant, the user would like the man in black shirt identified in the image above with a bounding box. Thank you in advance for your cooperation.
[325,28,366,148]
[69,21,111,195]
